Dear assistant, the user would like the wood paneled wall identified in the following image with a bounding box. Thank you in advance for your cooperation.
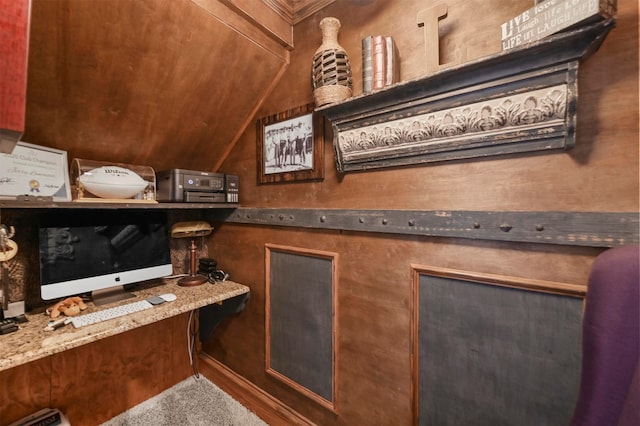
[206,0,638,424]
[23,0,289,173]
[0,314,192,426]
[2,0,637,425]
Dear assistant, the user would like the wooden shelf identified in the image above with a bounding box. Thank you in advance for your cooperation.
[0,278,250,372]
[0,200,239,210]
[318,20,616,172]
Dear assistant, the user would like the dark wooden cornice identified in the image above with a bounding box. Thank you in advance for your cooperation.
[263,0,336,25]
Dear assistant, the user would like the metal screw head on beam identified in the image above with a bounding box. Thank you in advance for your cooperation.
[499,224,513,232]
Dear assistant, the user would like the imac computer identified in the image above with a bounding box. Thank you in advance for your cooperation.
[39,210,173,305]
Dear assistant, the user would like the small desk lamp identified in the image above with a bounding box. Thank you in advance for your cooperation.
[171,221,212,287]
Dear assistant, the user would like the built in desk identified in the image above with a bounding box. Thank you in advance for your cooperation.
[0,278,250,372]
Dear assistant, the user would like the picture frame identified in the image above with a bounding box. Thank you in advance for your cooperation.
[0,141,72,201]
[257,103,324,184]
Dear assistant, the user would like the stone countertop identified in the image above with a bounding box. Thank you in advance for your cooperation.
[0,278,250,372]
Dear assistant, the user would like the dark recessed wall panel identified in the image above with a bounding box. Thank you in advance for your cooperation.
[417,273,583,425]
[266,246,336,408]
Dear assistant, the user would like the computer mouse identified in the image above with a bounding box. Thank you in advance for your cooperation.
[159,293,177,302]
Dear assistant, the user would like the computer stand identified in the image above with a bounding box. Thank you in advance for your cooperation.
[91,285,136,306]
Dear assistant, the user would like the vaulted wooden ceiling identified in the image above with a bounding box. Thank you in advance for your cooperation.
[23,0,334,174]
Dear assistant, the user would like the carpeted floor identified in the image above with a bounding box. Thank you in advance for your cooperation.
[101,376,268,426]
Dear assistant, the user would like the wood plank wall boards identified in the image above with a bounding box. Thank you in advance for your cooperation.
[206,208,639,248]
[0,314,192,426]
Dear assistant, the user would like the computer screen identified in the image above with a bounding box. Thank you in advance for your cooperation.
[39,210,173,305]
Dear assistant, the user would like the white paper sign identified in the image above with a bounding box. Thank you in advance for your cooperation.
[0,141,71,201]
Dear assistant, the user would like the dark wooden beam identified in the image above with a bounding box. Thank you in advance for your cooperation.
[207,208,638,248]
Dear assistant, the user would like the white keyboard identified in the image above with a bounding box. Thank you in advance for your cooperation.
[69,299,153,328]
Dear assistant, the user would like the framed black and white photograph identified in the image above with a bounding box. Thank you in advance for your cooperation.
[257,103,324,184]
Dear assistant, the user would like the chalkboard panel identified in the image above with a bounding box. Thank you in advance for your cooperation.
[416,270,583,426]
[266,245,336,409]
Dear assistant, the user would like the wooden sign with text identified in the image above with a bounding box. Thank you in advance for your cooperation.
[501,0,616,50]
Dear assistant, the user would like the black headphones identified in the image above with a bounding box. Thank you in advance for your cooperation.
[198,258,229,283]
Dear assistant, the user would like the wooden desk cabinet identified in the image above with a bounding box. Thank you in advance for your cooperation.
[0,279,249,426]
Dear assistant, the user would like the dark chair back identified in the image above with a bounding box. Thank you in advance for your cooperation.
[571,245,639,426]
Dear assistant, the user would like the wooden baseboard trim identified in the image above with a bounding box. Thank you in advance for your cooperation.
[199,352,316,426]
